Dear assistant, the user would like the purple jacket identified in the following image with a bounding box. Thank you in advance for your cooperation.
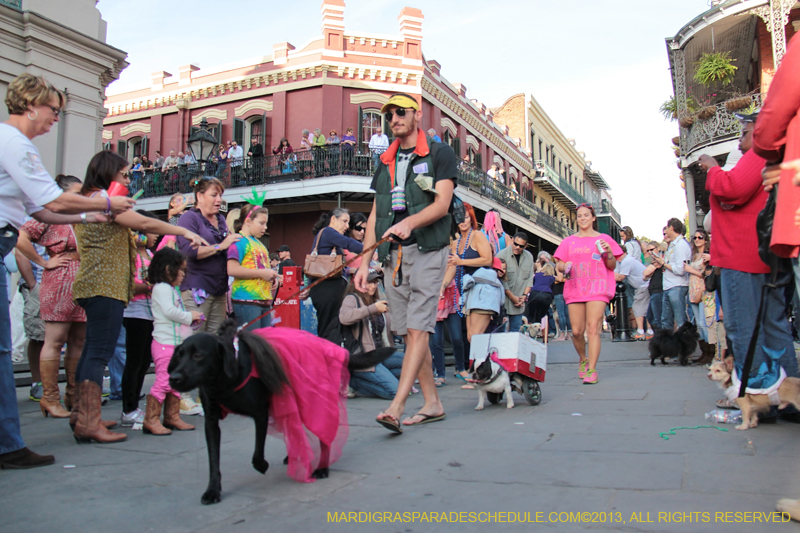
[176,208,229,296]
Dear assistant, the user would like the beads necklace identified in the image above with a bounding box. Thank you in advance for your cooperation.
[454,228,472,317]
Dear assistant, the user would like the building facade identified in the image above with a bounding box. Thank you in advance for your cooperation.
[666,0,798,231]
[102,1,621,257]
[0,0,128,178]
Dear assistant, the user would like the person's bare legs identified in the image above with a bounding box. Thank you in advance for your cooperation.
[28,339,43,383]
[66,322,85,361]
[568,303,587,364]
[40,322,70,363]
[377,328,443,425]
[585,301,607,371]
[465,313,491,343]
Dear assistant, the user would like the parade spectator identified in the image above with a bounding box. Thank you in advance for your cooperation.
[248,137,263,159]
[684,228,713,359]
[642,241,665,333]
[183,149,196,166]
[487,164,498,180]
[162,149,179,171]
[341,128,356,150]
[368,129,389,168]
[119,211,158,427]
[14,241,44,401]
[313,128,326,149]
[141,154,152,170]
[621,226,643,263]
[339,271,404,399]
[269,252,279,269]
[0,73,135,468]
[552,267,571,341]
[154,150,164,170]
[228,204,280,331]
[497,231,533,333]
[701,111,799,410]
[309,208,363,337]
[554,204,623,385]
[70,151,203,444]
[346,212,368,241]
[145,247,200,435]
[16,175,86,418]
[482,208,511,254]
[430,278,466,386]
[527,262,555,324]
[355,92,455,431]
[167,193,188,225]
[215,144,228,179]
[327,130,340,146]
[427,128,441,143]
[300,129,312,150]
[228,141,244,185]
[650,218,690,330]
[277,244,296,274]
[614,251,650,340]
[272,138,294,162]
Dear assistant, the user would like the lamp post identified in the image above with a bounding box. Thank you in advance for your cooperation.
[695,201,706,230]
[186,117,218,171]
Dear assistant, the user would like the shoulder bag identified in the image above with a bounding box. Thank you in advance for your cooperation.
[304,227,343,279]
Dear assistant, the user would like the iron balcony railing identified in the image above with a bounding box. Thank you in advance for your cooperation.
[130,147,573,239]
[533,159,586,206]
[0,0,22,9]
[682,93,763,155]
[593,199,620,223]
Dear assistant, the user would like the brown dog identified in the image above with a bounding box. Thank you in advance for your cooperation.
[707,357,800,430]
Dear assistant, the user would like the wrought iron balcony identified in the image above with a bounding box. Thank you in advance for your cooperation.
[0,0,21,9]
[533,159,586,207]
[681,93,763,155]
[130,148,573,239]
[595,199,620,224]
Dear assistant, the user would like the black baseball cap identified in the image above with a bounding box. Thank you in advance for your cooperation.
[734,111,760,123]
[278,245,290,252]
[367,269,383,282]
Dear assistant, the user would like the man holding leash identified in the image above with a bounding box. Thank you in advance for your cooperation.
[355,93,457,433]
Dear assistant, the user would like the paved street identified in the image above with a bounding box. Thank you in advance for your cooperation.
[3,336,799,533]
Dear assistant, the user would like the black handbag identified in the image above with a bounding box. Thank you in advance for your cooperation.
[756,186,793,276]
[704,267,718,292]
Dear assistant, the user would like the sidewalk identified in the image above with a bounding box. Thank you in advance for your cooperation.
[2,336,798,532]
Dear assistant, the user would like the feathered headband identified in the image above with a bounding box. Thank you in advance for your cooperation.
[240,187,267,220]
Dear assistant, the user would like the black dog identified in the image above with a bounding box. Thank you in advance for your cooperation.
[648,322,699,366]
[168,319,393,505]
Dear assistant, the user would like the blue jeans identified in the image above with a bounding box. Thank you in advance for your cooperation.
[507,313,525,334]
[553,295,570,333]
[76,297,125,386]
[234,302,273,332]
[0,232,25,455]
[720,268,798,378]
[430,312,466,376]
[690,301,708,342]
[350,351,404,399]
[108,325,126,398]
[661,286,688,329]
[647,292,663,330]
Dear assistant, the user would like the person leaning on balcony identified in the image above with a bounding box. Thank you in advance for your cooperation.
[162,149,179,172]
[355,92,456,431]
[247,137,263,159]
[368,129,389,169]
[327,130,340,146]
[427,129,441,143]
[300,129,312,150]
[154,150,164,170]
[0,73,137,468]
[699,112,799,414]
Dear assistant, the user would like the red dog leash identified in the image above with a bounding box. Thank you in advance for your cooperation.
[237,237,390,332]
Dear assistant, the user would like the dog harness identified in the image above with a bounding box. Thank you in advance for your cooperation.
[725,367,786,406]
[218,339,261,419]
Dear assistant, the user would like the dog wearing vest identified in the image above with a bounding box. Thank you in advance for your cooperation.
[471,351,519,410]
[169,319,394,505]
[707,356,800,430]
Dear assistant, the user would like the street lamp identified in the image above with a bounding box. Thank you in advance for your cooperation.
[187,117,218,166]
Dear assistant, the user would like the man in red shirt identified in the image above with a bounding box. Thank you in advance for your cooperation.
[699,113,798,413]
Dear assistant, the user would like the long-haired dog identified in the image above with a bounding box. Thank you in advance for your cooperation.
[169,319,392,505]
[648,322,698,366]
[707,357,800,430]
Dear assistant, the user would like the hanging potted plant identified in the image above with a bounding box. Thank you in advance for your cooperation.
[660,96,679,121]
[725,94,753,112]
[679,114,695,128]
[693,51,738,87]
[697,106,717,120]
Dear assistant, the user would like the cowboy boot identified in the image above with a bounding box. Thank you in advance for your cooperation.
[63,356,79,411]
[163,394,195,431]
[696,342,716,365]
[39,359,69,418]
[73,380,127,444]
[693,340,708,363]
[142,394,172,436]
[69,380,118,430]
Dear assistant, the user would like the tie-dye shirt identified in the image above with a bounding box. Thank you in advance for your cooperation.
[553,234,624,305]
[227,236,272,301]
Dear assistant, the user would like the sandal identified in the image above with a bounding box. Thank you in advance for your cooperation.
[376,412,403,434]
[434,378,446,387]
[716,397,737,409]
[454,372,469,382]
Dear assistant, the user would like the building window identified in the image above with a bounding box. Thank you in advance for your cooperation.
[467,147,476,164]
[538,140,543,160]
[361,110,384,150]
[443,129,452,145]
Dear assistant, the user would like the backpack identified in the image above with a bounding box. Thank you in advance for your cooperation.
[321,295,364,357]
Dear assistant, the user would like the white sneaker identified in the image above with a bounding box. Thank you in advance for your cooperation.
[180,398,204,416]
[646,329,654,336]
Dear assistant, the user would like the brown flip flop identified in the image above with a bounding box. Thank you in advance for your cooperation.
[376,413,403,434]
[403,412,446,426]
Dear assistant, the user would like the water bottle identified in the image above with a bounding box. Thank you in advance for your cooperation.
[705,409,742,424]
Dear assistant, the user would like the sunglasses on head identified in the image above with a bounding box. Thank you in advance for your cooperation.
[384,108,413,122]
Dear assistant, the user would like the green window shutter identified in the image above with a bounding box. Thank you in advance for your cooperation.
[233,118,244,146]
[102,142,111,151]
[357,106,363,152]
[141,135,148,158]
[474,152,482,171]
[261,112,268,147]
[117,140,127,159]
[451,138,461,159]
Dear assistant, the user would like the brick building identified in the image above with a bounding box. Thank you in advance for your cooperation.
[103,1,621,257]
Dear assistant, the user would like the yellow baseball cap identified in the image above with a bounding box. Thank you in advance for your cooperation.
[380,93,420,113]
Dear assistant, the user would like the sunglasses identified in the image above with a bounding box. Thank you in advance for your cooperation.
[383,108,413,122]
[512,242,525,248]
[353,226,365,231]
[646,248,656,253]
[694,236,705,240]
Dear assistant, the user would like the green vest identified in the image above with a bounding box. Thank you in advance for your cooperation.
[374,150,452,262]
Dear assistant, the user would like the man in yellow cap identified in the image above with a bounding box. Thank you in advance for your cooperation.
[355,92,457,433]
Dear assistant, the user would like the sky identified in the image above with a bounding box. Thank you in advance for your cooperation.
[100,0,714,240]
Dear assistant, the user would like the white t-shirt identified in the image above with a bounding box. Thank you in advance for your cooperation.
[0,123,62,229]
[615,254,647,289]
[151,282,193,345]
